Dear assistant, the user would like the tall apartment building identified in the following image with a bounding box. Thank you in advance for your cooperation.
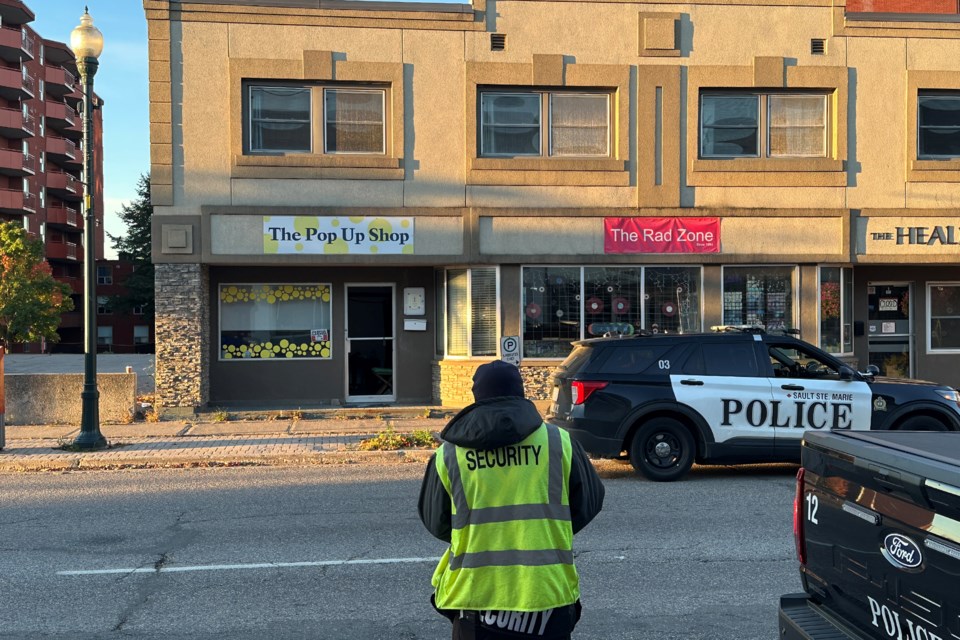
[0,0,104,353]
[145,0,960,413]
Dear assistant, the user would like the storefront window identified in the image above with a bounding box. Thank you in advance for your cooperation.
[645,267,702,334]
[522,266,703,358]
[523,267,581,358]
[929,283,960,352]
[819,267,853,354]
[722,266,795,332]
[583,267,642,338]
[444,268,498,357]
[219,284,332,360]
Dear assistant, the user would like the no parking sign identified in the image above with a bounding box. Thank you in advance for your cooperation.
[500,336,520,366]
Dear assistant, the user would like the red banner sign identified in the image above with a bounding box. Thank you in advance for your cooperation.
[604,217,720,254]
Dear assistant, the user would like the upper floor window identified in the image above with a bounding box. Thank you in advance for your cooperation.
[479,91,610,158]
[918,92,960,158]
[700,93,828,159]
[245,83,385,156]
[97,265,112,285]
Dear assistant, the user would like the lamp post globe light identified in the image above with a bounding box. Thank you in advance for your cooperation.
[71,7,106,449]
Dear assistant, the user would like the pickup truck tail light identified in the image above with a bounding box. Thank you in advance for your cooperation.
[571,381,609,405]
[794,467,807,565]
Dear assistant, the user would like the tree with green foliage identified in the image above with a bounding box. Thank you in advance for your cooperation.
[0,221,74,349]
[107,174,154,318]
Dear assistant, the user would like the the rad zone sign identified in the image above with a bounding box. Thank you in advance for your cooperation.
[605,217,720,254]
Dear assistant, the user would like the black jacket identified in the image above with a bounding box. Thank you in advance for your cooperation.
[418,396,605,542]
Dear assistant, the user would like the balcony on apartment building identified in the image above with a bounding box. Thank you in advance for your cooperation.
[0,146,34,176]
[44,65,76,98]
[46,202,79,229]
[0,64,33,100]
[0,25,34,63]
[45,100,79,137]
[55,275,83,295]
[46,170,81,201]
[0,186,34,214]
[0,104,35,138]
[59,311,82,329]
[46,238,80,261]
[45,136,80,170]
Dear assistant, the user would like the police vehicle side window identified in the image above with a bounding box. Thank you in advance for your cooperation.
[768,343,839,380]
[597,345,670,374]
[702,342,761,377]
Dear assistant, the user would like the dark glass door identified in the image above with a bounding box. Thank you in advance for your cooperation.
[346,285,395,401]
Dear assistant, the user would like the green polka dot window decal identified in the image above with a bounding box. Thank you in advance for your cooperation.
[263,216,414,255]
[219,284,332,360]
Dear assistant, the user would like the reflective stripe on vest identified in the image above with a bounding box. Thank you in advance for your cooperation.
[432,422,579,611]
[443,424,568,532]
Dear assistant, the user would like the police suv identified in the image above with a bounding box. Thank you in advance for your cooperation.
[547,327,960,481]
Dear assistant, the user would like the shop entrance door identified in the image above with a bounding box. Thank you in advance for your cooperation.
[866,282,913,378]
[345,284,395,403]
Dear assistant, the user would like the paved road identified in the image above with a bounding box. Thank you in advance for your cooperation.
[4,353,155,396]
[0,460,802,639]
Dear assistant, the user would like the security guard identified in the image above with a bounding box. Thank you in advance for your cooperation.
[419,361,605,639]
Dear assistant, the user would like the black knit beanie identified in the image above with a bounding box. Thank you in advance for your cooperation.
[472,360,525,401]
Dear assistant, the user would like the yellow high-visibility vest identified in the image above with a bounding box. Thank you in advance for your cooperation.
[431,422,579,611]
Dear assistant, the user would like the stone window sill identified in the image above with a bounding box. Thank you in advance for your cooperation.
[232,154,403,180]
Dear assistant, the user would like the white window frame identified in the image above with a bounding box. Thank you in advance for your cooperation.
[322,88,386,155]
[134,325,150,344]
[97,295,112,315]
[817,266,854,356]
[96,325,113,346]
[479,90,612,159]
[97,265,112,285]
[441,267,501,359]
[247,84,313,155]
[245,83,388,157]
[700,92,829,159]
[927,282,960,353]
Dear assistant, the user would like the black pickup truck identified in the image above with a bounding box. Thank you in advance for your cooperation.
[779,430,960,640]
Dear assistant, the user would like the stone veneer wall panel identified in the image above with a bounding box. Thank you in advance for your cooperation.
[155,263,210,412]
[436,360,554,408]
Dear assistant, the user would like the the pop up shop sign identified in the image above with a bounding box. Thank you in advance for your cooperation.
[263,216,414,255]
[604,217,720,254]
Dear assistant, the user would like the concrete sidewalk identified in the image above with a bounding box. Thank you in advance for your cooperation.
[0,408,454,472]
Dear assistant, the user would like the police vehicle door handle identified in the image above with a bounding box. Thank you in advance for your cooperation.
[781,384,805,391]
[680,379,704,386]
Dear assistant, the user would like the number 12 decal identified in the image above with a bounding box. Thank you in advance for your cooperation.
[805,493,819,525]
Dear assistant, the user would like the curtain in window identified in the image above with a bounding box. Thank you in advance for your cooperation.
[919,94,960,158]
[700,95,759,156]
[480,93,541,156]
[324,89,385,153]
[768,95,826,157]
[446,270,469,356]
[550,94,609,156]
[471,268,498,356]
[249,87,311,153]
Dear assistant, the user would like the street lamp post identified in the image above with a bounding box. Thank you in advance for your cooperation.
[71,8,106,449]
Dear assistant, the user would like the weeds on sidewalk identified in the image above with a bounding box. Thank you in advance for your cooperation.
[55,436,129,452]
[212,408,230,423]
[358,427,438,451]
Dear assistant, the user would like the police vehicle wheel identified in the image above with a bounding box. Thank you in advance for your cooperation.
[629,418,695,482]
[897,415,948,431]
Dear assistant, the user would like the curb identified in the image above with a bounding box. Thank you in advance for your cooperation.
[0,447,437,472]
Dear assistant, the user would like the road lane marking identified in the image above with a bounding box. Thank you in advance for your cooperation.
[58,556,442,576]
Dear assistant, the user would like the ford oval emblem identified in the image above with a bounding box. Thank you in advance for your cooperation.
[882,533,923,571]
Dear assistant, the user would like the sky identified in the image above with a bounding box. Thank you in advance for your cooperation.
[33,1,149,259]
